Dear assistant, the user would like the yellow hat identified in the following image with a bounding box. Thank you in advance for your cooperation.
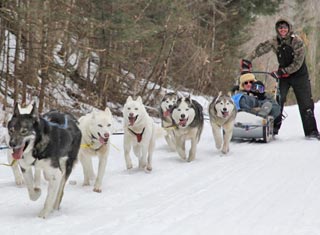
[239,73,257,90]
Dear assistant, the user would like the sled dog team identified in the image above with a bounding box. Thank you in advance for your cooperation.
[4,92,235,218]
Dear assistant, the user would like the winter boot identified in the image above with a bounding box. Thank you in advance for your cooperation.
[258,101,272,117]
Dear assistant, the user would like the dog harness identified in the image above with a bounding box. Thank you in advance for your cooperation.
[128,127,145,143]
[44,115,69,129]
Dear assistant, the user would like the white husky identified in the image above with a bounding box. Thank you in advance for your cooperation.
[123,96,156,172]
[208,92,237,154]
[78,107,114,193]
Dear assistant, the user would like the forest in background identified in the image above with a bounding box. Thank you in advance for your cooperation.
[0,0,318,116]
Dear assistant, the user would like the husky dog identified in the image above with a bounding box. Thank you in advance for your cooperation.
[208,92,237,154]
[123,96,156,172]
[78,107,114,193]
[2,104,35,185]
[171,96,204,162]
[7,104,81,218]
[159,92,178,150]
[0,125,23,185]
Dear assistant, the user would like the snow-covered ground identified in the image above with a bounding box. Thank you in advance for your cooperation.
[0,103,320,235]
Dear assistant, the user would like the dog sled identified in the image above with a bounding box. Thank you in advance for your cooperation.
[232,72,280,143]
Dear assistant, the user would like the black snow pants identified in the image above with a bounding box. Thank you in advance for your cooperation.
[274,74,318,136]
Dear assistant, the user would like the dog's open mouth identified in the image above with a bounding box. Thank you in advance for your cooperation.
[98,133,109,144]
[163,110,171,117]
[128,115,138,126]
[179,118,188,127]
[221,111,229,118]
[12,142,28,160]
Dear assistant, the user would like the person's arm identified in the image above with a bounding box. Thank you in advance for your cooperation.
[283,35,306,74]
[246,39,274,61]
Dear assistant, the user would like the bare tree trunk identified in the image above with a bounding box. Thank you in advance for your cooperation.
[12,0,22,104]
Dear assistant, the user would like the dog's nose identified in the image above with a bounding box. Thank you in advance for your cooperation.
[9,140,17,148]
[223,108,227,112]
[180,114,185,119]
[104,133,109,138]
[168,105,172,109]
[129,113,134,117]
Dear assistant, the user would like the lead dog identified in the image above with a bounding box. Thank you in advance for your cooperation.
[8,104,81,218]
[78,107,114,193]
[208,92,237,154]
[123,96,156,172]
[171,96,204,162]
[159,92,178,150]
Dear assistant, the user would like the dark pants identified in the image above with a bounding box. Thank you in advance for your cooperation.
[274,74,318,136]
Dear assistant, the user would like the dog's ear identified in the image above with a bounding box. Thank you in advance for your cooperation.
[227,91,232,97]
[13,103,20,117]
[136,96,143,103]
[104,107,112,116]
[30,103,39,121]
[214,92,222,104]
[126,96,133,102]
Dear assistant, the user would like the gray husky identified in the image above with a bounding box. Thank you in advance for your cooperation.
[208,92,237,154]
[171,96,204,162]
[159,92,178,150]
[7,104,81,218]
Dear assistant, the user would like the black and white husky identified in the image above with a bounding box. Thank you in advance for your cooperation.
[171,96,204,162]
[7,104,81,218]
[208,92,237,154]
[159,92,178,150]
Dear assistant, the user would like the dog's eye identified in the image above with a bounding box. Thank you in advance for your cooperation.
[107,124,111,127]
[134,108,138,111]
[98,124,103,127]
[20,128,28,135]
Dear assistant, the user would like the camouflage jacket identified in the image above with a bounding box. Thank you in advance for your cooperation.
[246,18,306,75]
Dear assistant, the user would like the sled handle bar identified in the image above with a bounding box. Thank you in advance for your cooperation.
[250,71,278,80]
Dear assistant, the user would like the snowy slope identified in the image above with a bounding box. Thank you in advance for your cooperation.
[0,103,320,235]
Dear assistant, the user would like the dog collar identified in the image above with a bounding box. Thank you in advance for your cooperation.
[128,127,145,143]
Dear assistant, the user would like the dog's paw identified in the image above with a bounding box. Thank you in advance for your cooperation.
[15,177,24,186]
[30,188,41,201]
[93,188,102,193]
[222,147,229,154]
[126,164,133,170]
[38,208,51,219]
[144,165,152,173]
[215,143,222,150]
[82,181,90,186]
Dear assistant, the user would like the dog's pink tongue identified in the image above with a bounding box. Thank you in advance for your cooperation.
[164,110,170,117]
[179,119,187,127]
[129,117,135,126]
[12,147,24,160]
[222,111,229,118]
[99,136,108,144]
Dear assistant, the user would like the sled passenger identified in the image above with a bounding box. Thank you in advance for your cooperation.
[232,74,280,119]
[241,18,320,139]
[250,81,281,119]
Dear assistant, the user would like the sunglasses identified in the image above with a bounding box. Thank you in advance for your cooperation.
[243,80,253,85]
[251,83,265,93]
[277,25,288,29]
